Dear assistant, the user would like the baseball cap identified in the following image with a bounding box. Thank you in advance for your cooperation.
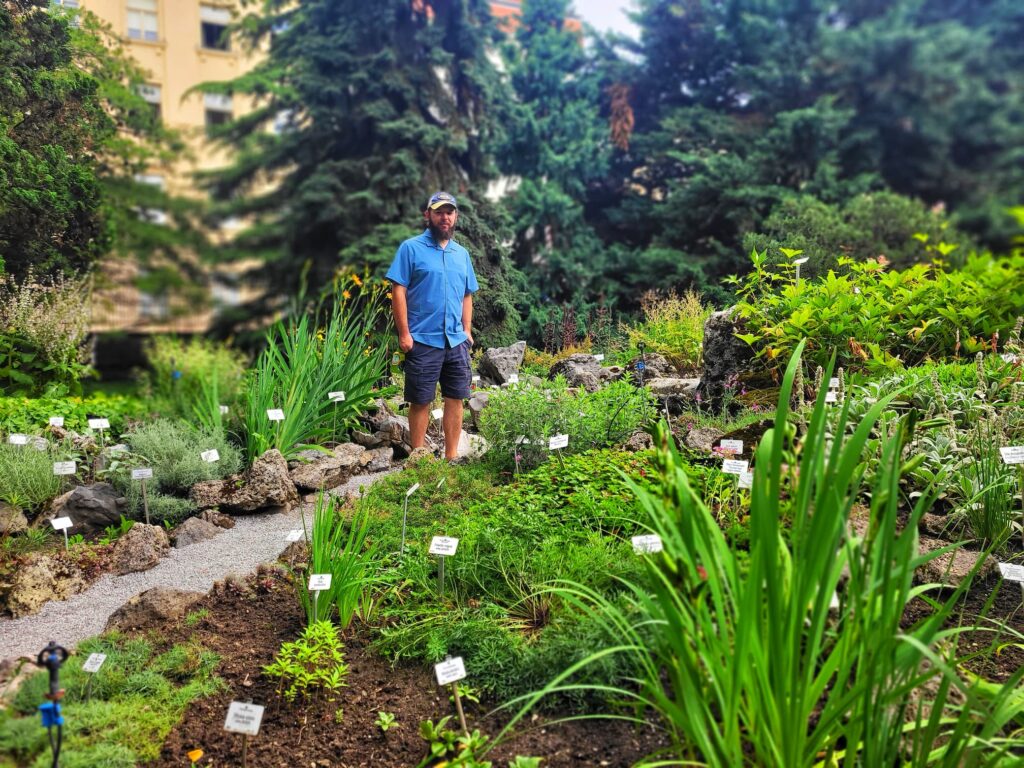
[427,191,458,210]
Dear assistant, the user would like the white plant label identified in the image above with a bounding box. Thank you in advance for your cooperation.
[506,373,520,384]
[224,701,264,736]
[793,257,809,265]
[406,482,420,497]
[828,377,840,389]
[7,434,28,445]
[998,563,1024,582]
[471,375,480,383]
[266,409,285,421]
[548,434,569,450]
[285,529,303,542]
[131,468,153,480]
[719,439,743,454]
[201,449,220,463]
[429,536,459,556]
[51,516,73,531]
[219,405,230,415]
[432,408,444,420]
[328,391,346,402]
[308,573,332,591]
[434,657,466,686]
[722,459,749,476]
[999,446,1024,465]
[82,653,107,673]
[631,534,663,554]
[88,418,110,430]
[824,391,838,403]
[53,461,76,476]
[738,470,754,489]
[593,353,605,362]
[31,438,48,451]
[49,416,64,428]
[514,435,531,446]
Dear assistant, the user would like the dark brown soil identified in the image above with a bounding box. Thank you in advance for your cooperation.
[150,571,668,768]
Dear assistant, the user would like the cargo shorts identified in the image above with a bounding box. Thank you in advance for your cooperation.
[403,340,472,404]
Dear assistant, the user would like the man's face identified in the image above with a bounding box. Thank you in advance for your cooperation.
[425,205,458,237]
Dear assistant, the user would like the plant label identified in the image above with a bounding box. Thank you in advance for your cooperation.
[631,534,663,554]
[7,434,28,445]
[224,701,264,736]
[548,434,569,450]
[51,516,73,531]
[53,461,76,476]
[434,656,466,686]
[515,435,531,446]
[266,409,285,421]
[82,653,106,673]
[471,375,480,383]
[635,361,646,372]
[824,391,838,403]
[308,573,332,591]
[998,563,1024,582]
[999,446,1024,465]
[432,408,444,420]
[719,439,743,454]
[285,529,303,542]
[738,470,754,489]
[429,536,459,556]
[88,418,110,430]
[793,257,809,265]
[131,468,153,480]
[109,444,128,453]
[593,353,605,362]
[406,482,420,497]
[436,477,446,489]
[49,416,64,428]
[853,286,861,294]
[219,405,230,415]
[32,438,48,451]
[201,449,220,463]
[506,373,520,385]
[722,459,748,476]
[328,391,346,402]
[828,378,840,389]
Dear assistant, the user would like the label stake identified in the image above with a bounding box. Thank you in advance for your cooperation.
[400,483,420,555]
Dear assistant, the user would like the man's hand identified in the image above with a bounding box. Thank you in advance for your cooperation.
[399,332,414,353]
[465,331,474,348]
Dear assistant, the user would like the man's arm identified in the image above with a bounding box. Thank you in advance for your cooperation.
[392,285,414,352]
[462,292,474,346]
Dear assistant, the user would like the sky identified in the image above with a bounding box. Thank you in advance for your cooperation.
[572,0,639,39]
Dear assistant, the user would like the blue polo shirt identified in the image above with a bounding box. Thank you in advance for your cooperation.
[386,229,479,349]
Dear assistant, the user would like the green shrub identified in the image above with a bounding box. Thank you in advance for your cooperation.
[263,620,348,704]
[121,419,241,493]
[0,392,150,438]
[0,442,63,511]
[142,335,247,418]
[622,290,713,374]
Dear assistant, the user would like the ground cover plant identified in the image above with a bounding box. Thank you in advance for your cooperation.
[0,392,150,439]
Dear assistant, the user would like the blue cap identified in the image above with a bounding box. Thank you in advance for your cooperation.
[427,191,458,210]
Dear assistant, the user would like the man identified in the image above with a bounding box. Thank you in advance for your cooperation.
[386,191,478,461]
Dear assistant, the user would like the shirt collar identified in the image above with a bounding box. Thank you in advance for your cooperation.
[419,228,456,251]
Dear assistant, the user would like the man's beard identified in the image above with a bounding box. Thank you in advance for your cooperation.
[429,222,453,242]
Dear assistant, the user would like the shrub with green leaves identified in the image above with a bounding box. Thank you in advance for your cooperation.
[121,419,241,493]
[263,620,348,704]
[0,442,63,511]
[0,391,150,438]
[622,290,713,374]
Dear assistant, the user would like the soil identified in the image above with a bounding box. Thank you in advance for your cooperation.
[151,570,668,768]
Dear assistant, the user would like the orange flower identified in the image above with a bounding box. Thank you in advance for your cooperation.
[342,289,351,300]
[352,274,363,287]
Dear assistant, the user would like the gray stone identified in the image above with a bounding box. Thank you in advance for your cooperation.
[359,446,394,473]
[624,431,654,452]
[631,352,677,383]
[467,391,489,428]
[917,537,996,587]
[110,524,169,575]
[288,443,365,491]
[405,446,435,464]
[45,483,128,536]
[0,502,28,535]
[173,517,223,548]
[697,309,754,412]
[361,402,430,454]
[684,427,725,453]
[189,449,300,514]
[105,587,204,632]
[548,354,606,391]
[479,341,527,385]
[199,509,235,529]
[647,377,701,397]
[601,365,625,382]
[1,555,87,618]
[351,429,388,448]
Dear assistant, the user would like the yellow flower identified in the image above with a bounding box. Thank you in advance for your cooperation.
[187,749,204,763]
[386,292,392,300]
[352,274,363,287]
[342,290,351,300]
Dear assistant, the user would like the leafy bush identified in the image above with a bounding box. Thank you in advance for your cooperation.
[0,442,64,511]
[142,335,247,418]
[0,392,150,438]
[120,419,241,493]
[622,290,713,374]
[263,620,348,704]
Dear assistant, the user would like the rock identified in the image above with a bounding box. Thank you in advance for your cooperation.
[631,352,678,383]
[105,587,204,632]
[647,377,701,397]
[359,446,394,473]
[457,432,488,460]
[110,524,169,575]
[697,309,754,412]
[288,449,326,467]
[351,430,388,449]
[478,341,527,385]
[199,509,235,529]
[190,449,300,514]
[919,513,951,538]
[2,555,86,618]
[288,443,366,491]
[548,354,606,391]
[406,446,435,463]
[467,391,489,428]
[173,517,223,548]
[917,537,996,587]
[0,502,28,535]
[45,483,128,535]
[360,402,432,455]
[683,427,725,453]
[602,365,625,382]
[624,431,654,452]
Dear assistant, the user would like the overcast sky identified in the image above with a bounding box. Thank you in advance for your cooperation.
[572,0,639,39]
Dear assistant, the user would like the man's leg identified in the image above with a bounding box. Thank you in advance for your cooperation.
[442,397,463,459]
[408,403,431,449]
[404,341,442,450]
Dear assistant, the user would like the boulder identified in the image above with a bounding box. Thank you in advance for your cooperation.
[2,555,86,618]
[457,432,489,460]
[45,483,128,536]
[697,309,754,412]
[199,509,235,529]
[189,449,300,514]
[917,537,996,588]
[467,391,489,428]
[173,517,223,548]
[631,352,677,383]
[478,341,527,385]
[548,354,606,391]
[359,446,394,473]
[288,443,366,491]
[110,524,169,575]
[0,502,28,535]
[624,431,654,452]
[405,446,435,464]
[360,402,433,455]
[647,377,701,397]
[351,430,388,449]
[683,427,725,453]
[105,587,204,632]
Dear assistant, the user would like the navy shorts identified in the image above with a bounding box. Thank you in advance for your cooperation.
[404,340,472,404]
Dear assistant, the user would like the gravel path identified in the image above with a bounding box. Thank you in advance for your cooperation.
[0,468,401,663]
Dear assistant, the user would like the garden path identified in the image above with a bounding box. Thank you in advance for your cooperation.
[0,468,400,663]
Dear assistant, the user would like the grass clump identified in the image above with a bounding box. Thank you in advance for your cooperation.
[122,419,241,493]
[622,290,712,374]
[0,443,62,512]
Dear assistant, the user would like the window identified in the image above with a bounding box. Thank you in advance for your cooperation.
[204,93,233,128]
[50,0,80,26]
[137,83,162,120]
[127,0,158,41]
[200,4,231,51]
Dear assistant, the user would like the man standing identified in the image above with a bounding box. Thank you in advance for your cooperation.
[386,191,478,461]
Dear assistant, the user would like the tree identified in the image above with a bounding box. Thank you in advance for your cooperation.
[200,0,522,343]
